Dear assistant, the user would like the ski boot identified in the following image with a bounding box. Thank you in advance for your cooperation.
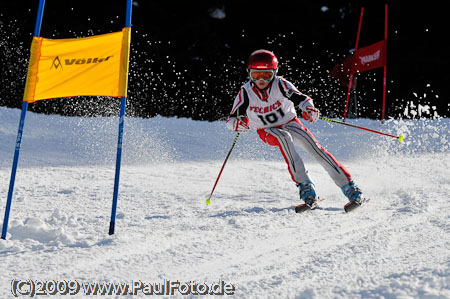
[342,181,365,212]
[295,179,318,213]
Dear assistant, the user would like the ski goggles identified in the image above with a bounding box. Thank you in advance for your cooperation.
[249,69,275,82]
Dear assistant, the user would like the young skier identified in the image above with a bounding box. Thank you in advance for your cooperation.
[226,49,364,212]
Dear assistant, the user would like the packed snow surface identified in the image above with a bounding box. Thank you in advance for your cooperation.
[0,106,449,298]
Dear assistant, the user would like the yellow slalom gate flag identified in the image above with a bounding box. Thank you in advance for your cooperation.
[23,27,131,103]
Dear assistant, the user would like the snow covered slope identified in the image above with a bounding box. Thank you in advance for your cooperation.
[0,106,449,298]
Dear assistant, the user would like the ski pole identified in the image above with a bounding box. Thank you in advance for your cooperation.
[319,116,404,141]
[206,132,240,205]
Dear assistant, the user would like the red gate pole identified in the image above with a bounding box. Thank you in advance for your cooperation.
[381,4,388,123]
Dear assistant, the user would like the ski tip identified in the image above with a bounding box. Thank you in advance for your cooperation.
[295,203,318,213]
[398,135,404,142]
[205,199,211,205]
[344,198,369,213]
[295,205,309,213]
[344,202,360,213]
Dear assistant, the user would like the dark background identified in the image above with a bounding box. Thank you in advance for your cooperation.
[0,0,448,120]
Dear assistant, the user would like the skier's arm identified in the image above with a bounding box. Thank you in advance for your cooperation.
[278,79,319,123]
[227,88,250,132]
[229,88,249,118]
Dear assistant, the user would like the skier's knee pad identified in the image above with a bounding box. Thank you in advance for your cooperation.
[257,128,278,146]
[257,128,288,146]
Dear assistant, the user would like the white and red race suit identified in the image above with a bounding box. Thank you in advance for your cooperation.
[228,76,352,187]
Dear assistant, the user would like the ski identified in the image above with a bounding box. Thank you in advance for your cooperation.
[344,198,370,213]
[294,198,370,213]
[295,198,324,213]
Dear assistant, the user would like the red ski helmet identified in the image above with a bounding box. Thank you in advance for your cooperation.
[247,49,278,70]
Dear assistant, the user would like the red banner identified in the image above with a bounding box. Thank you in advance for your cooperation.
[352,40,386,74]
[330,40,386,86]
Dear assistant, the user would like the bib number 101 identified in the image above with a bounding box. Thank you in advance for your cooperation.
[257,108,285,125]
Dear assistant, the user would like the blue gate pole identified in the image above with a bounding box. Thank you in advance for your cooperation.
[1,0,46,240]
[109,97,126,235]
[2,103,28,239]
[109,0,132,235]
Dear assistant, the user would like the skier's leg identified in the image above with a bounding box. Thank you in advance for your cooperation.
[282,118,352,188]
[257,127,310,184]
